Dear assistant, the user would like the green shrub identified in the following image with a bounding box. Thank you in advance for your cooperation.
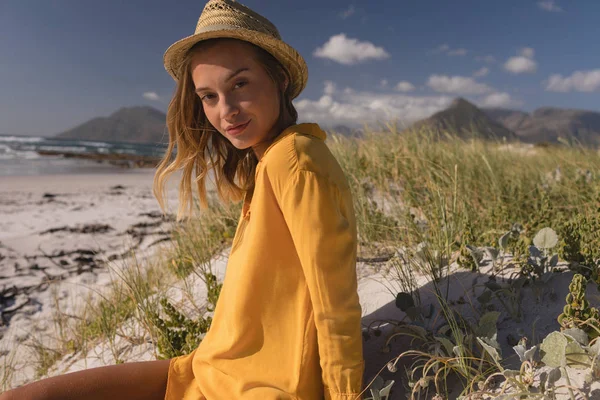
[149,272,222,359]
[557,274,600,340]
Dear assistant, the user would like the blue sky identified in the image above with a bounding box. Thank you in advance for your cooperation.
[2,0,600,136]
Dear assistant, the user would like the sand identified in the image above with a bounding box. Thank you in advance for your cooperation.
[0,170,182,385]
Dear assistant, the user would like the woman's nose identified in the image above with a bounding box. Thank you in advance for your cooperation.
[220,95,239,120]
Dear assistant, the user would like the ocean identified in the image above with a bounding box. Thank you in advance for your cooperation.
[0,135,168,176]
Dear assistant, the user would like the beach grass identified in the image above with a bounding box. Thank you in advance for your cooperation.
[330,123,599,255]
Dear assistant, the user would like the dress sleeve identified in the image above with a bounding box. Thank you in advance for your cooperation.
[277,169,365,400]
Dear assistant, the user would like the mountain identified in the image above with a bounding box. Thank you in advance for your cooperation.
[481,108,529,132]
[322,124,364,138]
[55,106,167,144]
[483,106,600,145]
[406,98,517,140]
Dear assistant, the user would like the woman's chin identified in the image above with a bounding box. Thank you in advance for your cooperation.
[227,137,252,150]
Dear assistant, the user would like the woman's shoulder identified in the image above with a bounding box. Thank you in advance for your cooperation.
[263,123,349,189]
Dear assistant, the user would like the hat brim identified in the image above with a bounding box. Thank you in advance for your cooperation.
[163,27,307,99]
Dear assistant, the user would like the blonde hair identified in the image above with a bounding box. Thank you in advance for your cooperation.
[153,38,298,220]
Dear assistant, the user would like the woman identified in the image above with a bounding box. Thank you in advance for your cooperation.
[0,1,364,399]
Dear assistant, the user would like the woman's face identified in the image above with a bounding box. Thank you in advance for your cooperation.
[190,40,287,156]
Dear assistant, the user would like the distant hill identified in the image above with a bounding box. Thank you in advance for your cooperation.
[483,106,600,145]
[322,124,364,138]
[405,98,517,140]
[482,108,530,132]
[55,106,167,144]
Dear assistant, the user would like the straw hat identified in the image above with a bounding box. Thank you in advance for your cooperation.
[163,0,308,99]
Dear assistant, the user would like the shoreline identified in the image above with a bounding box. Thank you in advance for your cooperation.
[35,150,164,169]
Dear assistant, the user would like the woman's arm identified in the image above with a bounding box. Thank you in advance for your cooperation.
[276,169,365,400]
[0,358,171,400]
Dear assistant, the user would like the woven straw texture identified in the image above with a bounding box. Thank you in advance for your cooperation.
[163,0,307,99]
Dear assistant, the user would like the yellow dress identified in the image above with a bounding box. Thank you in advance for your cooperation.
[164,123,364,400]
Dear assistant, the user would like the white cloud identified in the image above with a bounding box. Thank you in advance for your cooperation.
[430,44,468,56]
[538,0,563,12]
[433,44,450,53]
[476,55,497,64]
[447,48,468,56]
[313,33,390,65]
[504,58,537,74]
[479,92,520,108]
[427,74,492,95]
[519,47,535,58]
[324,81,336,95]
[503,47,537,74]
[143,91,160,101]
[545,69,600,92]
[395,81,415,92]
[473,67,490,77]
[293,79,523,127]
[380,79,388,88]
[339,5,355,19]
[294,84,453,127]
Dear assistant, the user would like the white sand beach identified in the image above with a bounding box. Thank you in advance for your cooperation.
[0,170,182,385]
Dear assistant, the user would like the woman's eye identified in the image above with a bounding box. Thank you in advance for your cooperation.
[199,82,246,102]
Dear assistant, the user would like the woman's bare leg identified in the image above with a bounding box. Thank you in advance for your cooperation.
[0,358,171,400]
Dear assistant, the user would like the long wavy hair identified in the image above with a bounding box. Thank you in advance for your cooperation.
[153,38,298,220]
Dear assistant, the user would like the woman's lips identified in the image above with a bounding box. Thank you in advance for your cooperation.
[226,120,250,136]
